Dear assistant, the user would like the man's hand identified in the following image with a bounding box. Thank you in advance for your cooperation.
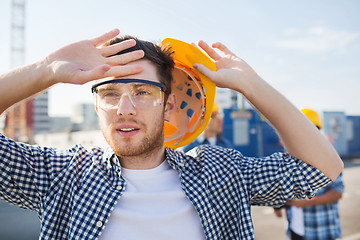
[192,40,259,93]
[45,29,145,85]
[286,199,311,208]
[0,29,145,115]
[274,208,283,218]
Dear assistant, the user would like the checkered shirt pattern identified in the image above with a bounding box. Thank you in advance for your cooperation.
[0,134,332,240]
[286,174,344,240]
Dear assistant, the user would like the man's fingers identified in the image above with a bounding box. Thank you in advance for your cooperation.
[74,63,143,84]
[91,29,120,47]
[73,63,143,84]
[105,50,144,66]
[212,42,236,56]
[100,39,138,57]
[75,64,111,84]
[104,64,144,78]
[198,40,221,61]
[193,63,216,80]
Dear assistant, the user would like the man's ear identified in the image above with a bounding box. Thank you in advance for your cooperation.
[164,93,176,121]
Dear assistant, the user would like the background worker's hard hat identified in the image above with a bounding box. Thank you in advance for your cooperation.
[212,101,219,113]
[161,38,216,149]
[301,108,322,130]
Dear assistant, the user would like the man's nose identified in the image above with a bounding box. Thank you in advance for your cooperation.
[116,93,136,116]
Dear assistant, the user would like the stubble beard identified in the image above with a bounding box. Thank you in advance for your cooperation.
[113,125,164,158]
[101,114,165,158]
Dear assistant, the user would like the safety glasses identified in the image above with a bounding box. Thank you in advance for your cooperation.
[91,79,164,110]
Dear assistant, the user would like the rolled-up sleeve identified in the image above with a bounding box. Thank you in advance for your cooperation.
[238,152,332,207]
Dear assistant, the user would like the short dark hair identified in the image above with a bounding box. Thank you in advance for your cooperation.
[104,36,174,100]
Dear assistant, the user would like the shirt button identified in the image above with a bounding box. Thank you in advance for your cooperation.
[116,186,123,191]
[96,221,103,228]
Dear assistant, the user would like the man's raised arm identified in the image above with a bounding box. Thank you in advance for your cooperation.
[193,40,343,181]
[0,29,144,115]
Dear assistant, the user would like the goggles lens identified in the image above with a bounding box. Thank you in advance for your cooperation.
[92,79,164,109]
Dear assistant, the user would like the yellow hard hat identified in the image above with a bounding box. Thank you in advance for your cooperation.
[161,38,216,148]
[300,108,322,130]
[212,101,219,113]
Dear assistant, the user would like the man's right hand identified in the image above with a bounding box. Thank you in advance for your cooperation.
[45,28,145,85]
[0,29,145,115]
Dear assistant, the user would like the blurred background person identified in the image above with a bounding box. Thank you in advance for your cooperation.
[183,102,234,152]
[274,108,344,240]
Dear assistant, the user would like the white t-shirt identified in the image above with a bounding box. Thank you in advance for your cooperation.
[289,206,305,236]
[99,160,206,240]
[207,137,217,146]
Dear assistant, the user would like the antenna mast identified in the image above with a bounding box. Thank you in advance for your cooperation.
[4,0,31,142]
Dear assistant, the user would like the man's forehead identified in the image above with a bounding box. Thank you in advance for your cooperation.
[97,81,149,89]
[95,77,160,85]
[95,59,159,84]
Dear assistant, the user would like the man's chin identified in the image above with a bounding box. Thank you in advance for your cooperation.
[111,138,163,158]
[114,147,144,157]
[111,141,141,156]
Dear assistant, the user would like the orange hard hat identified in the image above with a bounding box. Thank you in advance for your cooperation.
[161,38,216,148]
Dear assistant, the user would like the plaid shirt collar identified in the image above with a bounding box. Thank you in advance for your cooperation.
[102,146,186,171]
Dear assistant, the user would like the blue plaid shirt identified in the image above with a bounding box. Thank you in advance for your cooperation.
[0,133,332,240]
[286,174,344,240]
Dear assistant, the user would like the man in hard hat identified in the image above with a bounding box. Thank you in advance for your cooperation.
[0,29,343,240]
[183,101,234,152]
[274,108,344,240]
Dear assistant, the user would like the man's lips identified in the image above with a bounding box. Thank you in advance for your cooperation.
[115,124,141,136]
[117,127,139,132]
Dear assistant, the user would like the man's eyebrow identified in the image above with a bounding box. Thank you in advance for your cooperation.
[132,83,150,88]
[97,83,119,91]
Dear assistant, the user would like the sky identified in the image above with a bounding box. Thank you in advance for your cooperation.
[0,0,359,116]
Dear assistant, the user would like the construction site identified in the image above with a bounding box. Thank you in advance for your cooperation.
[0,1,360,239]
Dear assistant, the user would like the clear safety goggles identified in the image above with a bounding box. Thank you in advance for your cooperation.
[91,79,164,110]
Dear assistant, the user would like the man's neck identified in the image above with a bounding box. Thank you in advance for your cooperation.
[204,131,217,139]
[118,146,166,170]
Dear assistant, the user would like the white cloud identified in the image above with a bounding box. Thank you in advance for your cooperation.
[275,26,359,53]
